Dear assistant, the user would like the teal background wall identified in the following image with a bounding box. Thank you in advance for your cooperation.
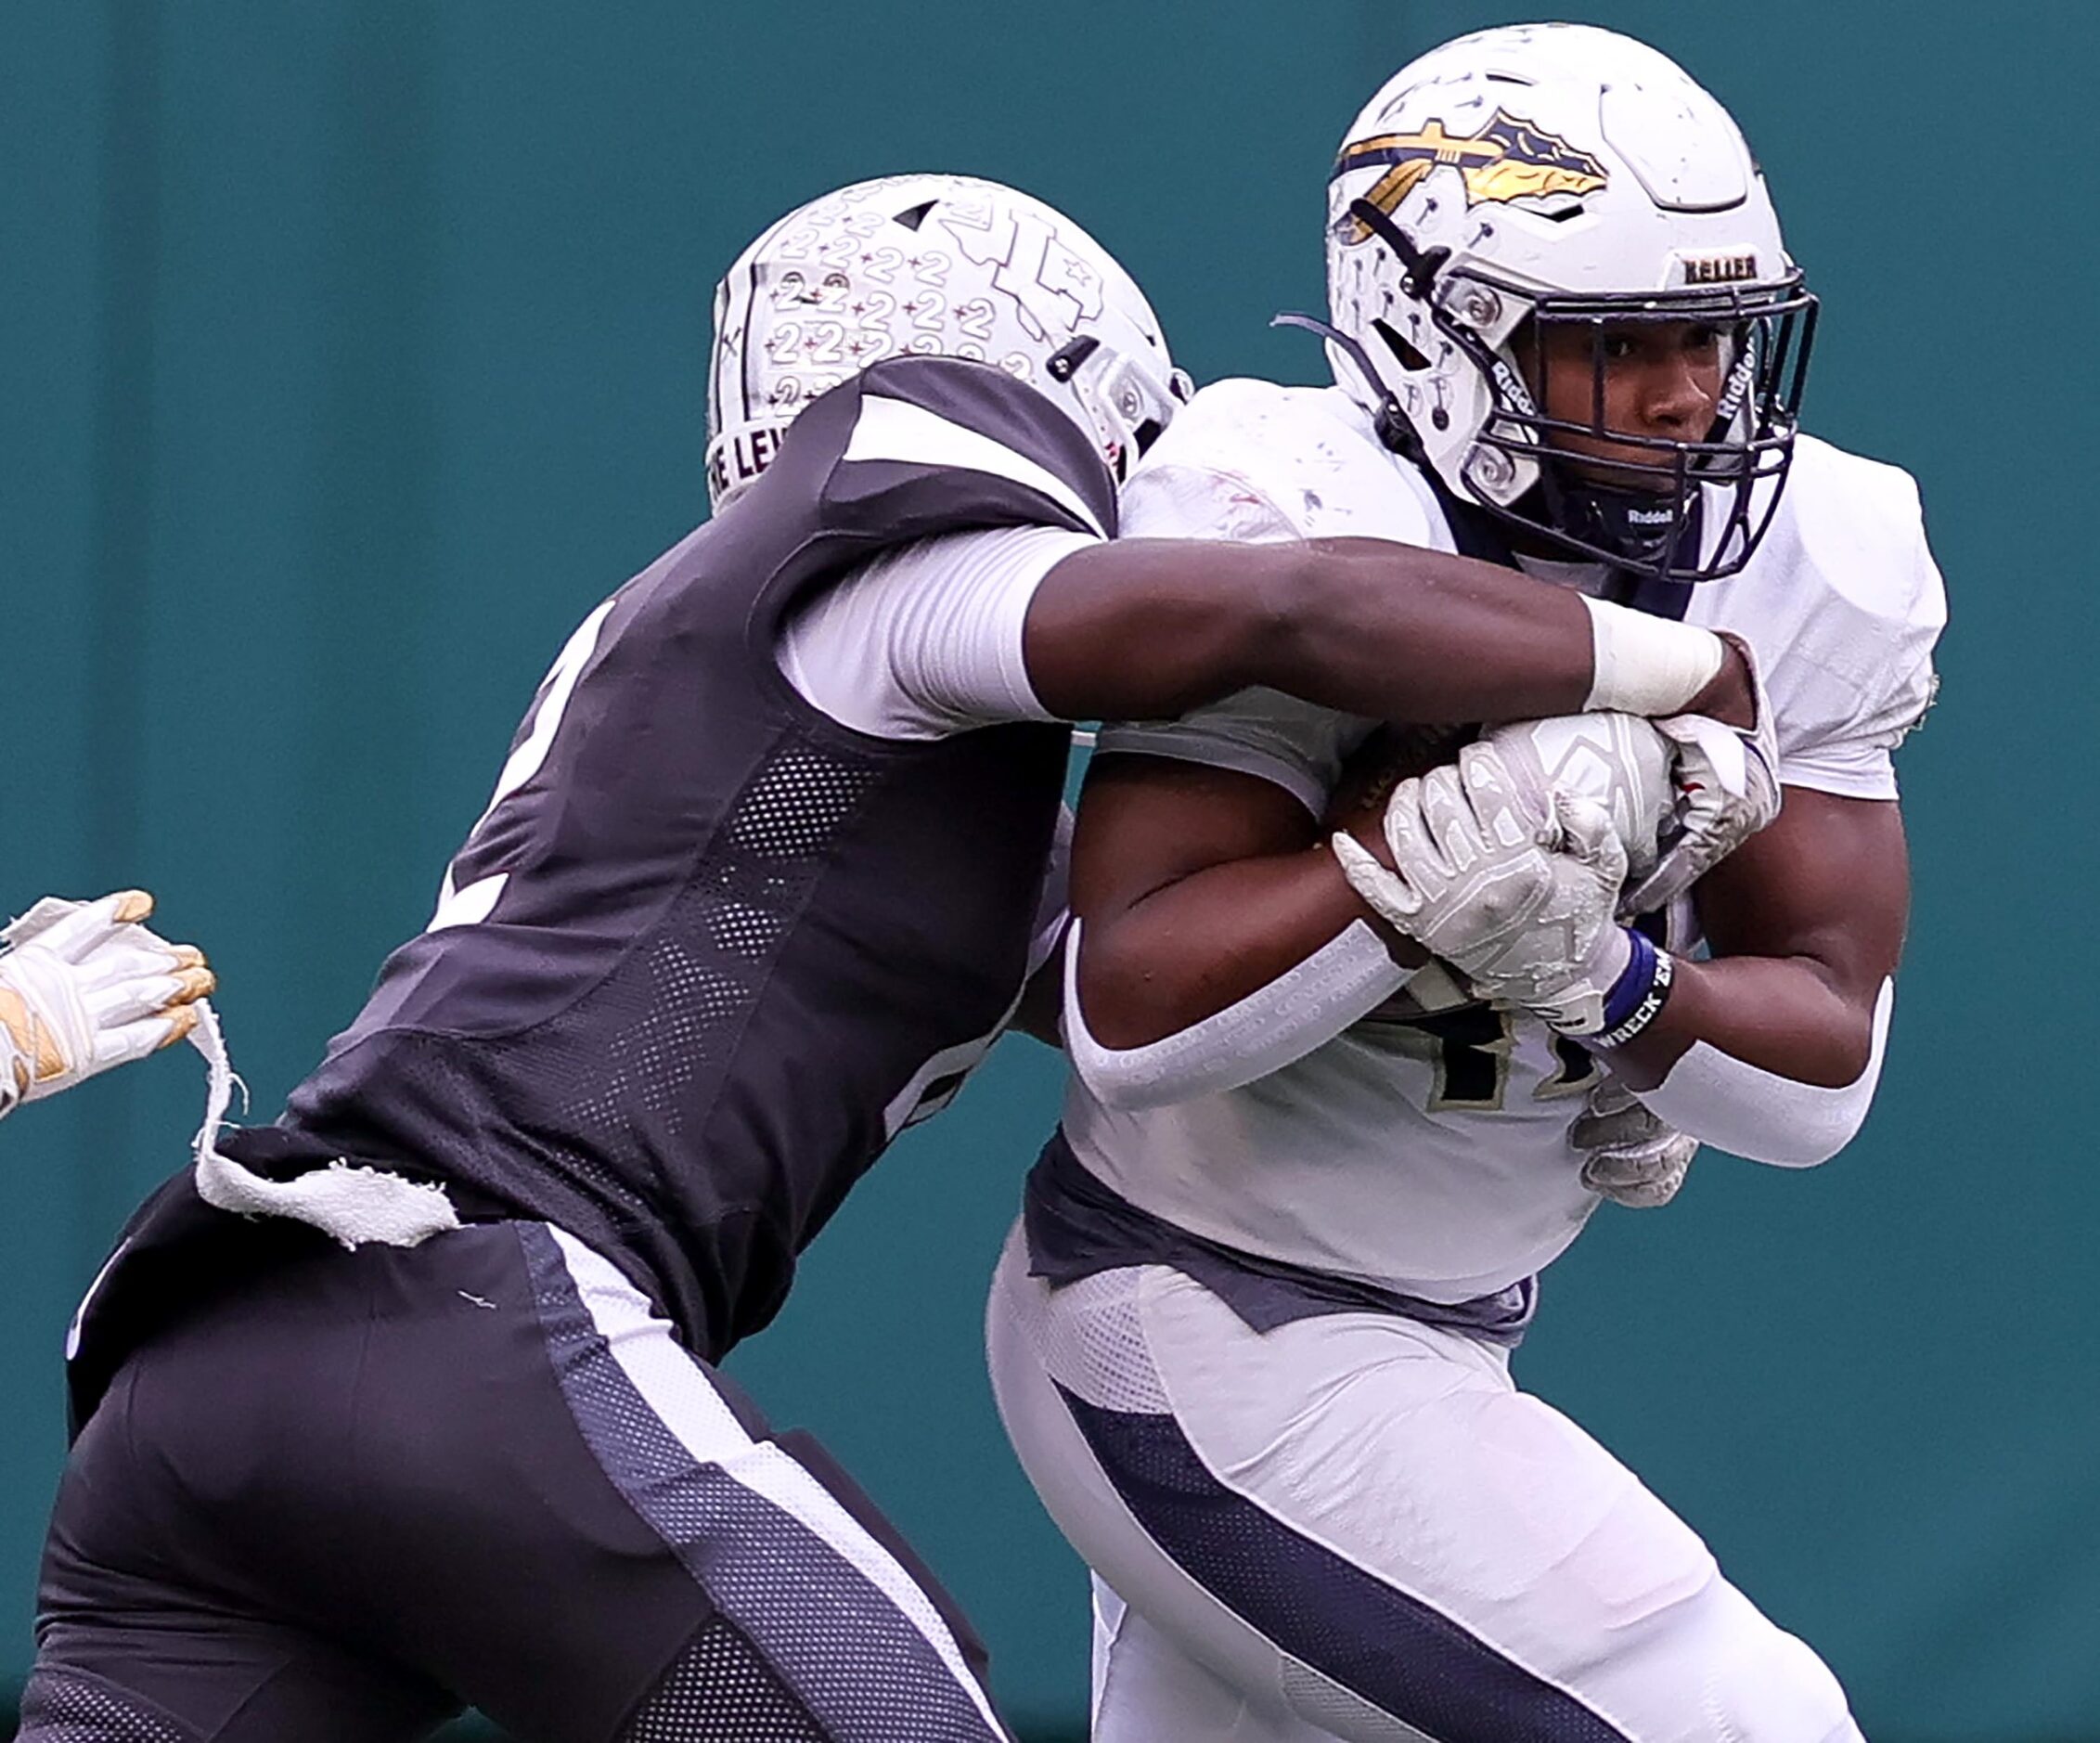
[2,3,2093,1737]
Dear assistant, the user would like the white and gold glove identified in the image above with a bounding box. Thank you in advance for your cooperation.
[0,891,213,1117]
[1623,638,1783,916]
[1332,742,1633,1034]
[1572,1075,1697,1208]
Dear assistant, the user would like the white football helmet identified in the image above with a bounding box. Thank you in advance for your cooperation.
[1321,23,1816,580]
[706,174,1190,510]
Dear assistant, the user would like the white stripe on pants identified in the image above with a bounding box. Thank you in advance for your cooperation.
[549,1227,1010,1739]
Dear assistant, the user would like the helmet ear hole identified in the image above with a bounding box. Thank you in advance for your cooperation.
[1372,317,1432,374]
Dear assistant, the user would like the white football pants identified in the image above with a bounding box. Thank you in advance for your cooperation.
[986,1223,1864,1743]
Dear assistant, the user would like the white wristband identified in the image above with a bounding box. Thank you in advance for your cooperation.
[1066,918,1410,1111]
[1581,595,1727,717]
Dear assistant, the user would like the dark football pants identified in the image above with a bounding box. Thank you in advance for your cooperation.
[20,1220,1011,1743]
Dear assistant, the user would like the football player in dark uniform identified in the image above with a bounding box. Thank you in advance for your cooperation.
[24,176,1771,1742]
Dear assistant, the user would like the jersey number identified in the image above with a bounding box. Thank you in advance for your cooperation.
[1408,1005,1600,1112]
[427,597,617,934]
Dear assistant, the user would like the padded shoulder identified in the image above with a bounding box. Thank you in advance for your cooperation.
[1699,433,1947,794]
[1126,379,1451,549]
[1772,435,1946,639]
[805,355,1122,540]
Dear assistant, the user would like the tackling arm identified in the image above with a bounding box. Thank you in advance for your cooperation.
[1022,536,1754,730]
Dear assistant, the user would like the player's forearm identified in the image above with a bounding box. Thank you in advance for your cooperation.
[1595,788,1909,1163]
[1594,954,1891,1168]
[1258,539,1748,729]
[1601,953,1875,1090]
[1024,536,1748,728]
[1076,844,1422,1051]
[1064,758,1419,1107]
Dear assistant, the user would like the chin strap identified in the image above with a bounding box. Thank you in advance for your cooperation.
[1269,312,1428,466]
[1275,200,1450,467]
[1556,476,1676,563]
[1346,199,1450,301]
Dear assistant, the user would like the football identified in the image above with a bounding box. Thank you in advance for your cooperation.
[1481,712,1680,880]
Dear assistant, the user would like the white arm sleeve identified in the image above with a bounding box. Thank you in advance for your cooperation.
[1064,917,1411,1110]
[1630,977,1894,1167]
[778,524,1100,738]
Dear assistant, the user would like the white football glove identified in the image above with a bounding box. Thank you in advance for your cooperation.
[0,891,214,1117]
[1332,742,1632,1034]
[1483,713,1676,884]
[1622,636,1782,916]
[1572,1075,1698,1208]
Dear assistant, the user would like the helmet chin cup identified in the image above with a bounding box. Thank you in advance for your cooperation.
[1549,472,1688,572]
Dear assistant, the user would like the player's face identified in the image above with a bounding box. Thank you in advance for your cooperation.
[1529,318,1725,491]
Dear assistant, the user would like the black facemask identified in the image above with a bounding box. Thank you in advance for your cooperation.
[1341,198,1818,585]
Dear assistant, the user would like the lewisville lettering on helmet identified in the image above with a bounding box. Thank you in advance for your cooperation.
[704,173,1192,513]
[1313,22,1818,583]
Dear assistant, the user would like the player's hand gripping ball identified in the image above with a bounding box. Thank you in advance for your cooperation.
[0,891,214,1117]
[1480,712,1680,895]
[1333,743,1623,1018]
[1330,714,1678,896]
[1332,715,1680,1032]
[1623,636,1782,914]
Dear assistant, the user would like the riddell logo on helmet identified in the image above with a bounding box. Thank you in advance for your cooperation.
[1333,110,1608,240]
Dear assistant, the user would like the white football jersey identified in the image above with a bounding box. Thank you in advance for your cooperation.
[1063,379,1946,1301]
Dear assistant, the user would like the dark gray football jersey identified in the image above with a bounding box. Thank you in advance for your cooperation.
[261,356,1112,1360]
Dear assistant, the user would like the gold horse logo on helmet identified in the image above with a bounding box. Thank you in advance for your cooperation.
[1334,110,1609,241]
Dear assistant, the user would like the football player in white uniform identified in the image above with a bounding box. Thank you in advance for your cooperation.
[0,890,213,1122]
[988,24,1943,1742]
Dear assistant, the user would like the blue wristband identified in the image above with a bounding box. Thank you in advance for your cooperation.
[1601,929,1656,1030]
[1597,927,1674,1047]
